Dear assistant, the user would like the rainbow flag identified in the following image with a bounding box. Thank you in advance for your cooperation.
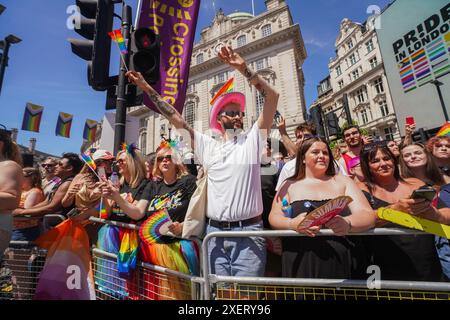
[21,102,44,132]
[437,122,450,137]
[96,198,108,220]
[55,112,73,138]
[108,29,127,54]
[118,229,138,279]
[210,77,234,105]
[80,153,96,171]
[83,119,97,142]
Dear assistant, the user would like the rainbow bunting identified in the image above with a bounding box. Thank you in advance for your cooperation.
[80,153,97,171]
[21,102,44,132]
[210,77,234,105]
[83,119,98,142]
[55,112,73,138]
[437,122,450,137]
[108,29,128,54]
[139,209,173,245]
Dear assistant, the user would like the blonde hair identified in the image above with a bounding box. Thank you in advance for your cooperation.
[116,149,146,188]
[152,147,189,181]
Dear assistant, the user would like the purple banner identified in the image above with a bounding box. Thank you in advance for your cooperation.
[138,0,200,114]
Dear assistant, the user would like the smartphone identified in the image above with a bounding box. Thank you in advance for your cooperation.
[97,166,107,180]
[274,110,282,123]
[411,187,436,202]
[406,116,415,126]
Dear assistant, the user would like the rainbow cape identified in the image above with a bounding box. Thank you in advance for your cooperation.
[108,29,127,54]
[55,112,73,138]
[117,228,138,279]
[33,219,95,300]
[436,122,450,137]
[21,102,44,132]
[210,77,234,105]
[83,119,98,142]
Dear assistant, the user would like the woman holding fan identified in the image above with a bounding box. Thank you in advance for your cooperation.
[269,137,376,280]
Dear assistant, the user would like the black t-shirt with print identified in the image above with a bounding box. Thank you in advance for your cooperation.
[142,174,197,223]
[109,179,149,223]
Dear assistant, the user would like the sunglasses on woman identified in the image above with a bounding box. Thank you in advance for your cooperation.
[157,155,172,162]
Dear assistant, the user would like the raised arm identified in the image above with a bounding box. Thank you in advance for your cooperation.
[276,115,297,157]
[126,71,195,149]
[218,46,279,130]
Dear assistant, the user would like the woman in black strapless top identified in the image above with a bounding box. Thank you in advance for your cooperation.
[269,138,376,279]
[359,144,444,281]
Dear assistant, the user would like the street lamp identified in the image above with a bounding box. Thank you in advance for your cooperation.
[430,79,449,122]
[0,34,22,95]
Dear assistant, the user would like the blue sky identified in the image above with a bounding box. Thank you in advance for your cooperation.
[0,0,391,156]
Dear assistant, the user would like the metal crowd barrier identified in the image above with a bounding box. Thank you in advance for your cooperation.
[1,241,47,300]
[201,229,450,300]
[90,217,203,300]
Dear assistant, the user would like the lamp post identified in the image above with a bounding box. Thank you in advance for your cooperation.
[0,34,22,95]
[430,80,449,122]
[168,123,172,140]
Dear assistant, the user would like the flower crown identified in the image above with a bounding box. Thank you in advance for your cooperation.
[121,142,139,157]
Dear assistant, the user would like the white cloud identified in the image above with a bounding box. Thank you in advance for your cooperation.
[304,37,331,49]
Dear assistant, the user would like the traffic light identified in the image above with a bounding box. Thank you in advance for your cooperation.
[130,28,160,84]
[68,0,114,91]
[325,112,339,136]
[309,105,326,139]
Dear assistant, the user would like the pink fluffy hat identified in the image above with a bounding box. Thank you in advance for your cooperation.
[209,92,246,133]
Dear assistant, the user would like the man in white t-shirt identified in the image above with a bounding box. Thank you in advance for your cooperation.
[126,46,279,283]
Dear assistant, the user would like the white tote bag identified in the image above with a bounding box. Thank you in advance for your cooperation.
[182,172,208,239]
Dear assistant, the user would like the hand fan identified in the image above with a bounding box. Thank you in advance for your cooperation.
[139,209,173,245]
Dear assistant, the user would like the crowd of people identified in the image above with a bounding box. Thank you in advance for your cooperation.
[1,46,449,300]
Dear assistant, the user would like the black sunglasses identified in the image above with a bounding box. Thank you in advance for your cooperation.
[220,111,245,118]
[157,155,172,162]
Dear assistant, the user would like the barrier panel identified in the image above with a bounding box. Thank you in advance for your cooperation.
[201,229,450,300]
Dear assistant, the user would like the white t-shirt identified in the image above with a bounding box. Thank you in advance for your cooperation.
[194,123,266,222]
[275,158,348,191]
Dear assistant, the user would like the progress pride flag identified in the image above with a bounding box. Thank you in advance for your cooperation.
[138,0,200,114]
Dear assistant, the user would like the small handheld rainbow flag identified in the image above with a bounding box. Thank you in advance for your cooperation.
[139,209,173,245]
[83,119,98,142]
[108,29,128,54]
[210,77,234,106]
[21,102,44,133]
[55,112,73,138]
[436,122,450,137]
[79,153,98,177]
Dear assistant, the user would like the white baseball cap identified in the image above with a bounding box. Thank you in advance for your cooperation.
[92,149,114,161]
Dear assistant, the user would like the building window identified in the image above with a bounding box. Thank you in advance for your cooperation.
[369,57,378,69]
[255,57,268,71]
[356,87,366,103]
[237,35,246,47]
[215,71,228,84]
[366,39,374,53]
[338,80,344,90]
[336,65,342,77]
[349,53,357,65]
[196,53,204,64]
[139,117,149,129]
[352,69,360,80]
[184,101,196,128]
[384,127,394,141]
[379,100,389,117]
[347,40,353,50]
[374,77,384,94]
[187,83,196,94]
[361,109,369,124]
[261,24,272,37]
[256,90,265,117]
[139,131,147,155]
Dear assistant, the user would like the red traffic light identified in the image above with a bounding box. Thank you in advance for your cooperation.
[134,28,157,50]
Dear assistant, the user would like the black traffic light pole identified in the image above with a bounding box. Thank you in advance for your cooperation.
[0,39,11,95]
[431,80,449,122]
[342,93,353,126]
[113,4,132,155]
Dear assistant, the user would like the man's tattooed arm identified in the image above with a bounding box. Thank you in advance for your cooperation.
[239,65,278,129]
